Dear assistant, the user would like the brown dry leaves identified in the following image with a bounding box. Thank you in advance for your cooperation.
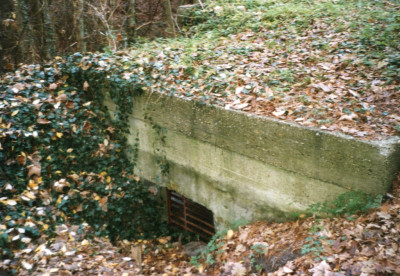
[7,224,143,276]
[198,174,400,275]
[4,223,198,276]
[7,173,400,275]
[127,16,400,140]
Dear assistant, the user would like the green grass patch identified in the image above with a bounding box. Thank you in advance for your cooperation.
[307,191,383,218]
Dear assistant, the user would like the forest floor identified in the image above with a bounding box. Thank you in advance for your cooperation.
[5,173,400,275]
[1,0,400,275]
[124,0,400,140]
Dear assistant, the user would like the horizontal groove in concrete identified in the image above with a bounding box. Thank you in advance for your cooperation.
[127,92,400,195]
[104,91,400,227]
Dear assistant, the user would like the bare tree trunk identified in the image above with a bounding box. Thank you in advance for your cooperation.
[0,0,17,72]
[126,0,136,44]
[40,0,56,59]
[16,0,36,62]
[73,0,86,52]
[162,0,175,37]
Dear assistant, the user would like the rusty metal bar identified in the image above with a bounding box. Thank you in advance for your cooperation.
[167,189,172,225]
[185,213,215,229]
[185,220,215,236]
[183,195,187,232]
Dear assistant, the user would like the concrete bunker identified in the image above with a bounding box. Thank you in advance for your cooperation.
[105,91,400,230]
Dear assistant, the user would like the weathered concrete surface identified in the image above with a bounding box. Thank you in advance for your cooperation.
[105,92,400,229]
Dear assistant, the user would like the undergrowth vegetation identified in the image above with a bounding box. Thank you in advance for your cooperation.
[130,0,400,138]
[0,53,170,260]
[307,191,383,218]
[182,0,400,79]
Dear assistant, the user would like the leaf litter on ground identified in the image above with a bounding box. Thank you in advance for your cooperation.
[2,174,400,275]
[1,0,400,275]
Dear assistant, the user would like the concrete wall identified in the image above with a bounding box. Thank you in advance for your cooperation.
[105,92,400,230]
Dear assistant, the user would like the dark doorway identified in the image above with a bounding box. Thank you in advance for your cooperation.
[167,189,215,241]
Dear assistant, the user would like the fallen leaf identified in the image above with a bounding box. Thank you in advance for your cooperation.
[233,103,249,110]
[49,83,58,90]
[318,83,333,92]
[28,179,39,189]
[283,266,293,273]
[272,109,286,117]
[56,93,68,102]
[37,117,51,124]
[83,81,90,91]
[21,237,32,243]
[21,261,33,270]
[5,199,17,206]
[235,86,244,95]
[226,229,234,239]
[338,113,358,121]
[27,164,41,178]
[16,154,26,165]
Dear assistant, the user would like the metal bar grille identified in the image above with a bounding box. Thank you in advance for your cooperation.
[167,189,215,241]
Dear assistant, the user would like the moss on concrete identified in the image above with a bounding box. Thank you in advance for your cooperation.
[128,93,400,194]
[104,92,400,229]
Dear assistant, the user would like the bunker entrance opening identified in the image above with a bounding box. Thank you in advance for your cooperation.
[167,189,215,241]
